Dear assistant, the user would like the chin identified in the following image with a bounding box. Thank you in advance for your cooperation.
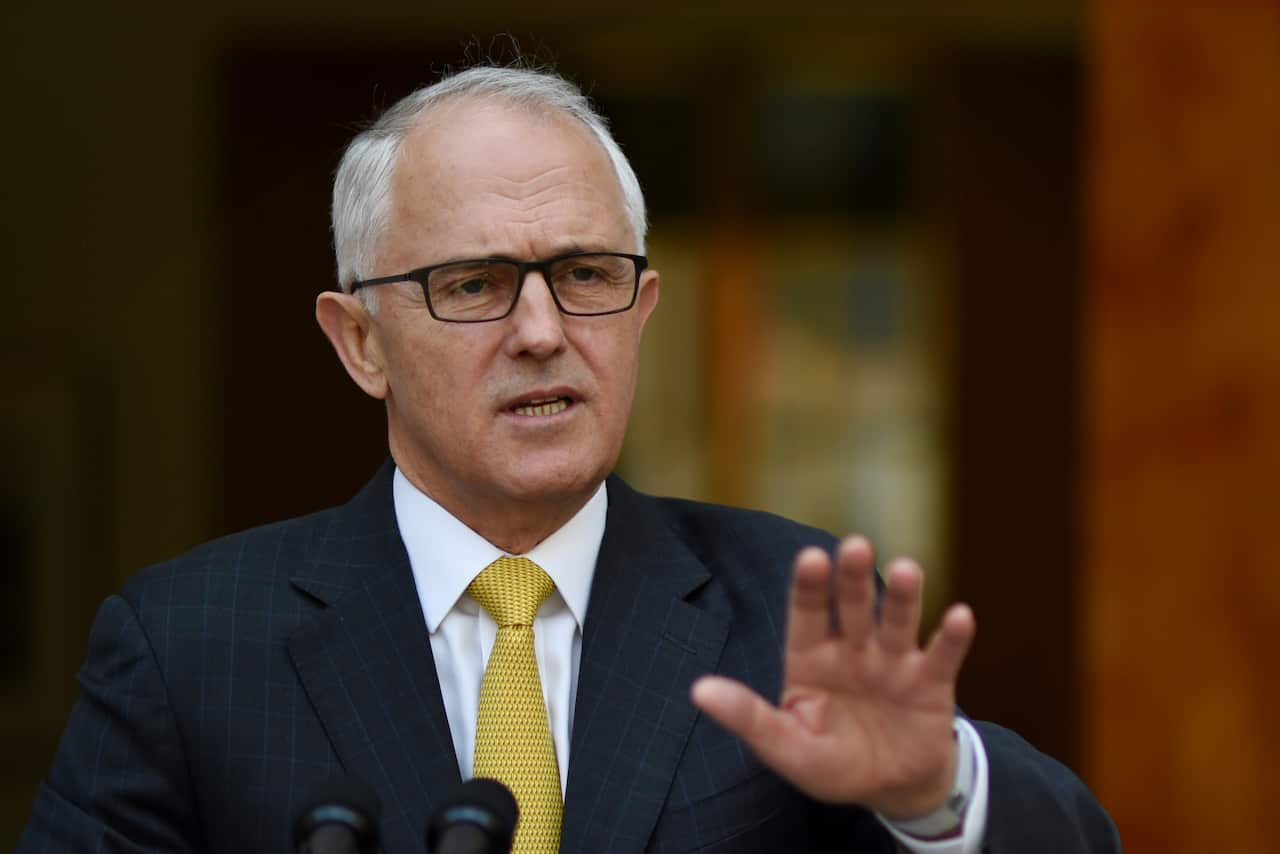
[499,457,611,505]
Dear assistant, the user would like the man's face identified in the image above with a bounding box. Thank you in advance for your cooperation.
[363,101,658,531]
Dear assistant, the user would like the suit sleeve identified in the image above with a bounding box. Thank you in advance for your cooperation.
[18,594,200,853]
[978,722,1122,853]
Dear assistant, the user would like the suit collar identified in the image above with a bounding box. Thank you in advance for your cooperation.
[394,466,606,633]
[286,460,460,854]
[561,475,731,853]
[286,466,732,854]
[288,459,404,606]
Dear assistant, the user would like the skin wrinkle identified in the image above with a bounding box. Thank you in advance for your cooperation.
[417,172,587,208]
[464,183,608,217]
[310,84,1015,834]
[375,97,639,277]
[480,165,581,191]
[391,181,622,271]
[316,98,658,553]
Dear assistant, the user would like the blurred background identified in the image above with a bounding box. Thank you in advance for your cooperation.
[2,2,1277,851]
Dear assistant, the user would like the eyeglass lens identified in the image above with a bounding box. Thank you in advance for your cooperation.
[426,254,636,320]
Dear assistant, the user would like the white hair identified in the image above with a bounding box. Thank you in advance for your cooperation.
[331,65,648,307]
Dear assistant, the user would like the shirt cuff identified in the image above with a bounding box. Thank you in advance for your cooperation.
[877,718,990,854]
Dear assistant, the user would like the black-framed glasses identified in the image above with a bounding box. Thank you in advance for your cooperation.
[349,251,648,323]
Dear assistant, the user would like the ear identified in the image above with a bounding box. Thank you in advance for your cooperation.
[315,291,389,400]
[634,268,660,334]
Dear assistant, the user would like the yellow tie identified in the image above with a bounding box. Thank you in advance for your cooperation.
[468,556,562,853]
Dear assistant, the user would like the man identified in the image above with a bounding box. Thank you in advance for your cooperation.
[20,66,1119,853]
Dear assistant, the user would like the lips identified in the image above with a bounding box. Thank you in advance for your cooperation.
[511,396,572,417]
[504,391,581,419]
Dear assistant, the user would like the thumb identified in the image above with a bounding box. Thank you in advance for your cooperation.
[691,675,792,760]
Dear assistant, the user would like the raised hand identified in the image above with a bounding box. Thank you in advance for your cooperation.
[690,535,976,819]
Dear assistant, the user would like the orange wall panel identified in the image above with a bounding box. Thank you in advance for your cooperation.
[1086,5,1280,852]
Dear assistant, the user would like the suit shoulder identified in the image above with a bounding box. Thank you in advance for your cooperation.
[652,494,837,544]
[118,505,341,611]
[647,493,839,565]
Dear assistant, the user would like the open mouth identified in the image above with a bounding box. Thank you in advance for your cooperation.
[510,396,573,417]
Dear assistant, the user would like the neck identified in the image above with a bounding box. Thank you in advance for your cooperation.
[396,466,597,554]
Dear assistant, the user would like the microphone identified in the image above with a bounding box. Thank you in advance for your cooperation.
[425,778,519,854]
[293,775,382,854]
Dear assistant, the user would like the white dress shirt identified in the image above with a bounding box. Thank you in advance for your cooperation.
[393,467,989,852]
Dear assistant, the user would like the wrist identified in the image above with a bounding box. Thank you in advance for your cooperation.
[884,720,976,839]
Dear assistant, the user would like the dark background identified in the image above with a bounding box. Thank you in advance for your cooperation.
[1,4,1083,841]
[8,3,1276,851]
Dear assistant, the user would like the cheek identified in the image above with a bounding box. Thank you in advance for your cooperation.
[384,330,476,412]
[582,332,643,414]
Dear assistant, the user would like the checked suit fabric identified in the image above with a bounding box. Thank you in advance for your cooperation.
[16,463,1122,853]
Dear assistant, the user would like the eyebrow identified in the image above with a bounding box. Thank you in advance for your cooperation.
[432,243,614,266]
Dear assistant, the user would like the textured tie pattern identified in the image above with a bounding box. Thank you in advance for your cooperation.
[468,556,562,854]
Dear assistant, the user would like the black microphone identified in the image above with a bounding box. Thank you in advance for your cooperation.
[293,775,382,854]
[425,778,519,854]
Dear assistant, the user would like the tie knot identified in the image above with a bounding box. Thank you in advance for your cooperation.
[468,556,555,627]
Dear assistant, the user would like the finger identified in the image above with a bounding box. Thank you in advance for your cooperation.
[785,546,835,655]
[691,676,803,774]
[878,558,924,656]
[920,603,977,686]
[834,535,876,647]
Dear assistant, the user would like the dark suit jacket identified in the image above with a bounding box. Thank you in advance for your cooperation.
[20,462,1120,853]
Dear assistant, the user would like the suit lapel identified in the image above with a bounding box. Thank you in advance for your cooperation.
[561,477,731,854]
[283,466,731,853]
[286,462,460,854]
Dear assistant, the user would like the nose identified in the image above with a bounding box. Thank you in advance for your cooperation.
[503,270,566,359]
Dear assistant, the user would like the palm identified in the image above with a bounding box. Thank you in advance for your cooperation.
[691,537,975,818]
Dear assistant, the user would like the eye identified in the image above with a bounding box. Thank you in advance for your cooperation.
[455,277,488,295]
[567,265,603,283]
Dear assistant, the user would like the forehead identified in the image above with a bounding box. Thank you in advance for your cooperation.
[385,99,630,259]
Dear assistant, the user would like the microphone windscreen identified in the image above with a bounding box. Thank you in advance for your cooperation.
[426,777,518,848]
[294,775,382,848]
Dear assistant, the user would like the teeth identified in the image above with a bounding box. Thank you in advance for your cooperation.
[513,398,569,417]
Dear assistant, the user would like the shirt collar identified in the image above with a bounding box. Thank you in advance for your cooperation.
[393,467,605,634]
